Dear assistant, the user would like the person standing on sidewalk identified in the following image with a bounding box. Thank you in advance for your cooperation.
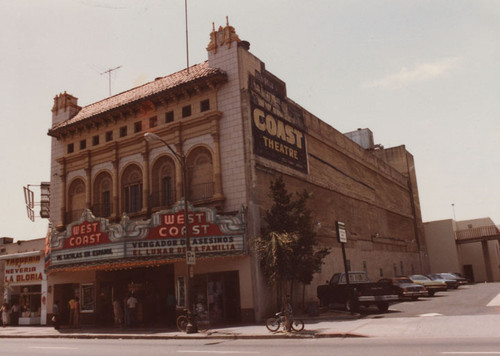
[10,303,19,326]
[68,297,76,328]
[52,300,60,330]
[72,297,80,328]
[0,303,10,327]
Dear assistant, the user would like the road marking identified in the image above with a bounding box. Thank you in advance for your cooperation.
[486,293,500,307]
[442,352,500,354]
[419,313,443,317]
[178,351,260,354]
[30,347,78,350]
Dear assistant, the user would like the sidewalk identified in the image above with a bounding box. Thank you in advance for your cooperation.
[0,310,362,340]
[2,311,500,339]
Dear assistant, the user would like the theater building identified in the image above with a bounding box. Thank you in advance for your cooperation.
[46,21,428,325]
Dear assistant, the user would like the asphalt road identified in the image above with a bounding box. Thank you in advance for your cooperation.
[375,282,500,318]
[1,282,499,355]
[3,337,500,356]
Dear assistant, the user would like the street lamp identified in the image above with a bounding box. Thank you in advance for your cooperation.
[144,132,197,333]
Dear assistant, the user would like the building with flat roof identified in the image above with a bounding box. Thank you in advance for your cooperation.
[45,21,428,325]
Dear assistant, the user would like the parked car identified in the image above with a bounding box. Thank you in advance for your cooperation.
[427,273,459,289]
[317,271,399,312]
[378,277,428,300]
[408,274,447,296]
[446,272,470,285]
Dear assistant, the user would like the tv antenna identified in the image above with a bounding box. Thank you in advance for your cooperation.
[101,65,122,96]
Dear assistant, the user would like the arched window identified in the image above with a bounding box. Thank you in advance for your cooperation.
[93,172,113,218]
[122,164,143,214]
[151,156,176,208]
[68,178,86,222]
[186,147,214,201]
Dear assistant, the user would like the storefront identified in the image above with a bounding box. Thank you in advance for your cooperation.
[1,251,47,325]
[46,202,246,326]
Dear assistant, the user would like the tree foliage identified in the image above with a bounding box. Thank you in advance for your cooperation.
[257,176,330,305]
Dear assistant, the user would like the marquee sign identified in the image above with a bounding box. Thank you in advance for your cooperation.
[47,202,246,270]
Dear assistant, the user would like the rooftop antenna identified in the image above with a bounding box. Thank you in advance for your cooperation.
[185,0,190,73]
[101,65,122,96]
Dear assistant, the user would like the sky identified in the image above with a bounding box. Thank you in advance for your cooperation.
[1,0,499,240]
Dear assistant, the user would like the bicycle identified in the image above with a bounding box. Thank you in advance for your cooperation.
[176,310,210,332]
[265,311,304,332]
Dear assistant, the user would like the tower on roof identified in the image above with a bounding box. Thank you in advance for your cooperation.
[206,16,241,54]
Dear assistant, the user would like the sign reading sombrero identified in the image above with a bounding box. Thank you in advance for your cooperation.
[47,201,246,270]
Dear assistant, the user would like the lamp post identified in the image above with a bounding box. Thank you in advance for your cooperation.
[144,132,197,333]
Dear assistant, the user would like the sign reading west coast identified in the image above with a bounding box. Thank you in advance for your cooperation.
[47,201,246,270]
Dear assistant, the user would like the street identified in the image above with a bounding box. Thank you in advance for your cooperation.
[0,283,499,355]
[3,337,500,356]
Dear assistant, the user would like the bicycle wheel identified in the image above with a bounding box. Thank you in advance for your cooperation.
[291,318,304,332]
[176,315,188,332]
[265,317,280,332]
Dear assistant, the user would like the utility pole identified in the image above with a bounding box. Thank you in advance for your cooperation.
[101,66,122,96]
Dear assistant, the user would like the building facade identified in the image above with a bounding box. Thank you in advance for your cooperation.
[45,22,427,325]
[0,238,47,325]
[424,218,500,282]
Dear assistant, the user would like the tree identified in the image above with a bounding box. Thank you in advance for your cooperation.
[257,176,330,310]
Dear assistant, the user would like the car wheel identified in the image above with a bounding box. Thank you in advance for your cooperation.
[377,302,389,312]
[428,290,435,297]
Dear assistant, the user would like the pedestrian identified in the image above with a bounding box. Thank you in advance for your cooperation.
[166,293,176,326]
[10,302,19,326]
[126,293,138,327]
[73,297,80,328]
[68,297,76,328]
[112,298,123,327]
[52,300,60,330]
[1,303,10,327]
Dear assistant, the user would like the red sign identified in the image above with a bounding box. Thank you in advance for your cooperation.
[64,221,111,249]
[148,211,223,239]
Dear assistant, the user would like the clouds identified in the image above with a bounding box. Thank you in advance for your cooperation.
[363,57,461,90]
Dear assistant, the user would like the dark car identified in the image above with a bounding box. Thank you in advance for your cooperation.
[378,277,428,300]
[427,273,459,289]
[446,272,470,285]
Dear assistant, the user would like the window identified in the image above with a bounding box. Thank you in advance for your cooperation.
[93,172,112,218]
[80,139,86,150]
[149,116,158,128]
[200,99,210,112]
[120,126,128,137]
[134,121,142,133]
[68,178,86,222]
[165,111,174,123]
[122,165,143,213]
[105,131,113,142]
[182,105,191,118]
[151,156,176,208]
[186,147,214,201]
[92,135,99,146]
[67,143,74,154]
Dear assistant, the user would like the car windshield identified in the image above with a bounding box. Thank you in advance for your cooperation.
[396,278,413,284]
[440,273,456,278]
[410,275,430,281]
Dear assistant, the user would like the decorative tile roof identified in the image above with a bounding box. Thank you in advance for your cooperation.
[49,61,226,134]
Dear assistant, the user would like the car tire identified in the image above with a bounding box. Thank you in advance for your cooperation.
[377,302,389,312]
[428,290,435,297]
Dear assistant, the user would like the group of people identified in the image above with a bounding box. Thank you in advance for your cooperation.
[112,294,139,327]
[0,302,20,327]
[51,297,80,330]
